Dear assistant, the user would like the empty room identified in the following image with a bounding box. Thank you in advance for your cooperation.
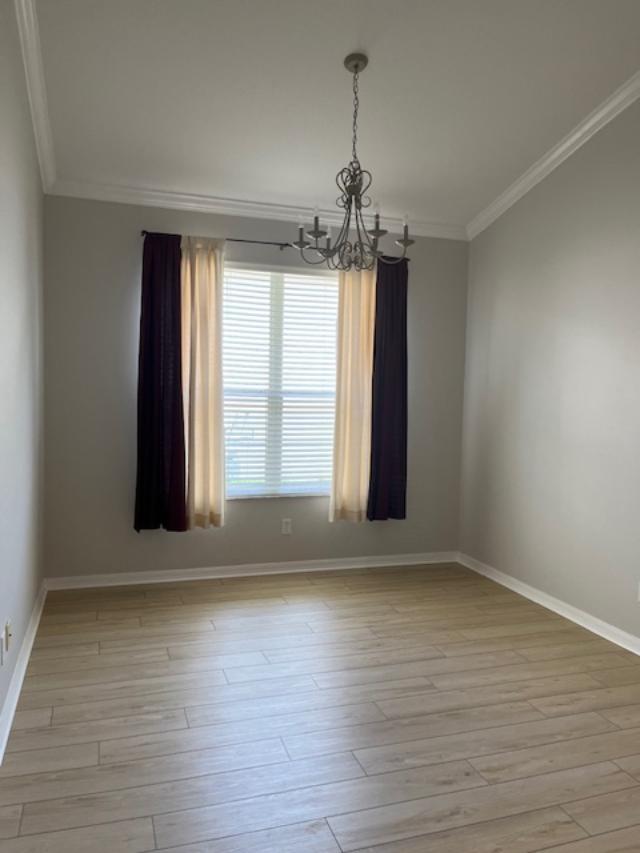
[2,1,640,851]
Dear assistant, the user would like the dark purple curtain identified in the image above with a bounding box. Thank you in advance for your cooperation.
[134,232,187,531]
[367,257,408,520]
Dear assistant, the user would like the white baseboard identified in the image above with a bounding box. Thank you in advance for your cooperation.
[0,581,47,765]
[45,551,460,591]
[458,552,640,657]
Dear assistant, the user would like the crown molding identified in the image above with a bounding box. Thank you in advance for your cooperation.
[49,179,468,241]
[14,0,56,191]
[466,69,640,239]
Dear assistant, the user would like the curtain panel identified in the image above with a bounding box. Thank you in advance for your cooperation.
[181,237,226,528]
[367,258,408,520]
[330,266,377,522]
[134,232,226,532]
[134,232,187,532]
[330,258,408,523]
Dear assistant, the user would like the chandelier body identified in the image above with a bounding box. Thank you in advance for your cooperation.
[293,53,413,272]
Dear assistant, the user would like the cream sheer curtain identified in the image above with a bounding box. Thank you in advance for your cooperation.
[330,265,377,522]
[181,237,226,528]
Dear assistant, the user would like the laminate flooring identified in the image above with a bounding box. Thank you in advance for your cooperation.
[2,563,640,852]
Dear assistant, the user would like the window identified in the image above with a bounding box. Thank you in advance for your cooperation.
[223,265,338,498]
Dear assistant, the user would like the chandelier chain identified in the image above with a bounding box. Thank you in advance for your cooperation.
[352,69,359,163]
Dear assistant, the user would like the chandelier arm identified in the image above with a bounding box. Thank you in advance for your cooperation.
[335,208,352,251]
[354,207,367,267]
[356,204,376,252]
[297,246,335,266]
[355,205,378,269]
[328,199,353,264]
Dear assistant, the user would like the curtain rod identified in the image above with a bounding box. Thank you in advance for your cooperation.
[140,230,291,251]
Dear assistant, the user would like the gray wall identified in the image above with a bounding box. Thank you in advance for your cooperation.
[0,1,44,708]
[461,101,640,637]
[44,196,468,578]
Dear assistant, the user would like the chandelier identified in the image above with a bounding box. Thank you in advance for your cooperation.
[292,53,414,271]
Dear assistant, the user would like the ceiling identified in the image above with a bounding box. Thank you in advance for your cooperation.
[27,0,640,237]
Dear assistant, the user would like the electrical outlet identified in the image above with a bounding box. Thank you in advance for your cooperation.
[4,622,11,652]
[281,518,292,535]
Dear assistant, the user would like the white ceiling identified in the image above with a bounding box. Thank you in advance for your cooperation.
[28,0,640,236]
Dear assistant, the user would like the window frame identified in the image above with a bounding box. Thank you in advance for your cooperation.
[222,261,339,501]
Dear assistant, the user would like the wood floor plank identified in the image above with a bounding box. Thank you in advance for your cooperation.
[22,652,265,691]
[530,685,640,717]
[470,726,640,782]
[25,648,170,676]
[35,617,144,637]
[7,709,188,753]
[9,709,52,731]
[152,761,487,849]
[155,819,340,852]
[282,702,544,759]
[0,738,288,808]
[520,640,632,662]
[307,651,526,690]
[600,704,640,728]
[0,805,22,839]
[615,753,640,779]
[433,631,593,658]
[377,674,602,718]
[17,668,228,710]
[428,654,632,691]
[0,743,98,779]
[161,627,381,657]
[48,674,318,724]
[99,701,386,763]
[327,762,638,851]
[563,785,640,835]
[352,807,587,853]
[354,712,615,775]
[540,827,640,852]
[458,621,574,640]
[27,642,99,661]
[19,753,364,835]
[263,632,469,663]
[184,678,434,727]
[590,666,640,687]
[0,817,155,852]
[222,645,449,682]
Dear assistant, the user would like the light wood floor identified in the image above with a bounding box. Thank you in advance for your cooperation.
[2,564,640,852]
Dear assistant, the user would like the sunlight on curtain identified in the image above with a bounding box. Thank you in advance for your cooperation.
[181,236,226,528]
[330,265,376,522]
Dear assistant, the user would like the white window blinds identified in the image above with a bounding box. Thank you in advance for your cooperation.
[223,266,338,498]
